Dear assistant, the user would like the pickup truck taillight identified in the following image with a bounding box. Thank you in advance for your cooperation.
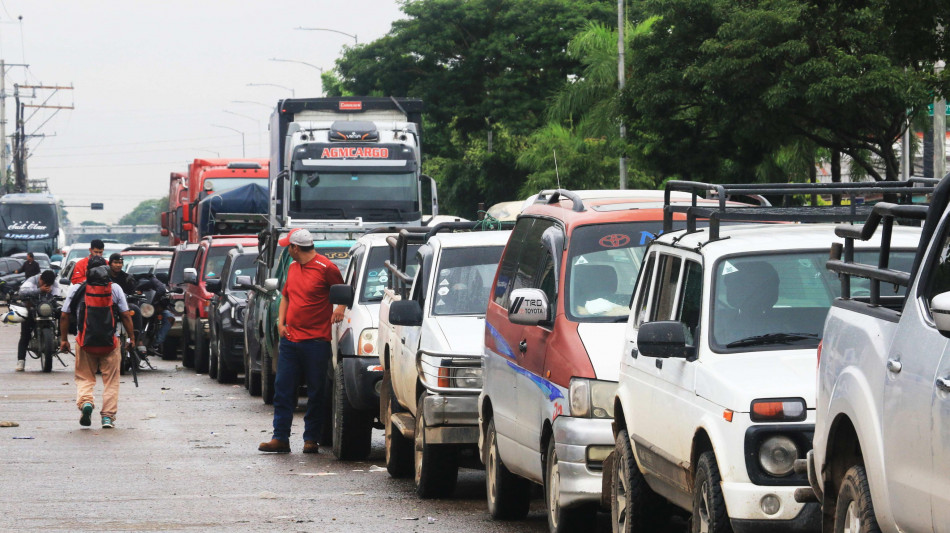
[816,340,822,368]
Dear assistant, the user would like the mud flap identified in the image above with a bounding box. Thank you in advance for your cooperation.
[601,450,615,510]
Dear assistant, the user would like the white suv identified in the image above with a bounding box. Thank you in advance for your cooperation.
[611,210,920,532]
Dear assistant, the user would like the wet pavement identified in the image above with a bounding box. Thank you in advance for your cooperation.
[0,324,587,532]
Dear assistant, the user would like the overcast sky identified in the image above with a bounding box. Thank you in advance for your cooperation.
[0,0,404,224]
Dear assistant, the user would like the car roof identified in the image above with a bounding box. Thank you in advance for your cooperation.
[205,235,258,247]
[121,250,173,256]
[654,223,922,258]
[519,189,729,228]
[429,230,512,248]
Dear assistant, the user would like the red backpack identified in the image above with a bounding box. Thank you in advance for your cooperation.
[76,266,117,356]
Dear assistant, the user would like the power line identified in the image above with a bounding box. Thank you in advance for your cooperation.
[35,134,239,152]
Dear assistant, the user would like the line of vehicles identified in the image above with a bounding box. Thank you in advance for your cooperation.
[10,91,947,532]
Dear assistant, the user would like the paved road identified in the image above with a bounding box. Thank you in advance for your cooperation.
[0,324,598,532]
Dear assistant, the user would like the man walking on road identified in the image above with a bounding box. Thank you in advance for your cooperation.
[259,228,344,454]
[59,256,135,429]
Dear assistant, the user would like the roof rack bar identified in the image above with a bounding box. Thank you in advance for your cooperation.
[534,189,585,212]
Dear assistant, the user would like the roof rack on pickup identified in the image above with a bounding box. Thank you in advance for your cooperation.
[383,221,515,298]
[663,179,938,241]
[534,189,585,212]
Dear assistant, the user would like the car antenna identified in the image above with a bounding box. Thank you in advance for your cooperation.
[554,149,561,191]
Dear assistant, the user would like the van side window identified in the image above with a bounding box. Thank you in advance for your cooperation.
[512,219,556,295]
[677,260,702,344]
[632,253,656,328]
[650,254,682,321]
[537,251,557,310]
[493,218,533,307]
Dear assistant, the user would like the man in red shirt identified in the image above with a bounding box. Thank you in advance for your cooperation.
[69,239,106,284]
[259,228,345,454]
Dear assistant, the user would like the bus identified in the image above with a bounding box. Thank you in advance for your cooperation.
[0,193,63,256]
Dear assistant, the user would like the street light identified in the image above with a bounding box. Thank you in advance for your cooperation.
[295,27,357,44]
[211,124,245,157]
[247,83,295,97]
[270,58,324,95]
[232,100,272,109]
[223,110,262,156]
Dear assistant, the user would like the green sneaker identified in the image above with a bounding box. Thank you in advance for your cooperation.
[101,416,115,429]
[79,403,93,427]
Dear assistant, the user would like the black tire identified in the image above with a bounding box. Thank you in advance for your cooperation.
[613,428,666,532]
[216,338,238,384]
[414,391,459,498]
[833,465,880,533]
[39,327,54,373]
[320,364,333,445]
[485,417,531,520]
[331,363,373,460]
[261,345,274,405]
[208,333,219,380]
[382,371,413,478]
[546,437,597,532]
[181,320,195,368]
[161,336,179,361]
[194,323,209,374]
[692,451,733,533]
[248,369,262,396]
[119,335,130,376]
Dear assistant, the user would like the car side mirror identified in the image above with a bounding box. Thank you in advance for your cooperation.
[507,288,550,326]
[637,321,695,359]
[932,292,950,334]
[235,275,253,290]
[182,268,197,285]
[330,284,355,308]
[263,278,279,293]
[389,300,423,327]
[205,278,222,294]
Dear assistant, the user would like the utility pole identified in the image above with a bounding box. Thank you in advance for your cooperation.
[617,0,627,189]
[0,60,28,191]
[11,82,73,192]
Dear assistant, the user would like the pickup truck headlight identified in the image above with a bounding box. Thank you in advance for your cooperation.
[231,305,246,327]
[569,378,616,419]
[750,398,806,422]
[453,365,482,389]
[758,435,799,476]
[358,328,378,356]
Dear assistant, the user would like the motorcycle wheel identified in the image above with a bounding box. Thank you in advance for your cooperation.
[119,334,130,375]
[39,327,55,373]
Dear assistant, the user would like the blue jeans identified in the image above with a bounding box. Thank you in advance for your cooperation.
[272,337,331,442]
[154,310,174,345]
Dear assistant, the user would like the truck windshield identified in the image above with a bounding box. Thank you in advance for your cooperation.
[431,246,505,316]
[566,221,665,322]
[290,171,420,222]
[711,250,916,352]
[361,244,420,304]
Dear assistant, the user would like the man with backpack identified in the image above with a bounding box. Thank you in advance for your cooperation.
[59,256,135,429]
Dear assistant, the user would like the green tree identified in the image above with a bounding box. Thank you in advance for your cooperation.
[119,197,166,226]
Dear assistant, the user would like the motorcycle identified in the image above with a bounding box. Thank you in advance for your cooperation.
[0,272,25,305]
[12,291,66,373]
[122,288,158,386]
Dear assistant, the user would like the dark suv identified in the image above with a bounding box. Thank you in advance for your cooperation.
[207,247,258,384]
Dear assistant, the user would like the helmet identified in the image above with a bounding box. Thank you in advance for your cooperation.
[3,305,28,324]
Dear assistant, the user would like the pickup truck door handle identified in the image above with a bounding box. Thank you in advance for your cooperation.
[518,340,527,353]
[886,359,902,373]
[630,348,638,359]
[937,377,950,393]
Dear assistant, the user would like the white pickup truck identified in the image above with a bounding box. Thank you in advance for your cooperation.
[809,177,950,533]
[377,223,511,498]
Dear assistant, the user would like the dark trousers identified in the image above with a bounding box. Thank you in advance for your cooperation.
[271,337,331,443]
[17,317,34,361]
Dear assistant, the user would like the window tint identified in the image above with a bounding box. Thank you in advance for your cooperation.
[493,217,532,307]
[511,219,555,297]
[204,247,232,280]
[360,244,420,304]
[431,246,505,316]
[170,250,197,286]
[677,261,703,344]
[632,252,656,328]
[650,255,682,321]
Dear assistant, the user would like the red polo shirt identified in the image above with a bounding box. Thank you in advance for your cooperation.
[70,256,90,284]
[281,253,344,342]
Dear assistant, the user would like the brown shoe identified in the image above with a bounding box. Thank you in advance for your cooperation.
[303,441,319,454]
[258,439,290,453]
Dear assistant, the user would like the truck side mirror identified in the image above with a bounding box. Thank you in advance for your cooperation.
[205,278,222,294]
[235,275,253,290]
[263,278,279,293]
[637,321,695,359]
[389,300,423,327]
[507,288,550,326]
[330,284,355,308]
[932,292,950,334]
[182,268,198,285]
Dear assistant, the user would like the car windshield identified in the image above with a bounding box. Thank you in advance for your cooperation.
[360,244,420,303]
[431,246,505,316]
[565,221,666,322]
[711,250,916,351]
[316,247,352,272]
[227,253,259,290]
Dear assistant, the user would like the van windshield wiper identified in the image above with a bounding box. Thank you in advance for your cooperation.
[725,332,819,348]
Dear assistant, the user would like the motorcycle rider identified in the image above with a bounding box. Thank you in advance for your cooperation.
[133,269,174,353]
[15,270,62,371]
[107,254,145,354]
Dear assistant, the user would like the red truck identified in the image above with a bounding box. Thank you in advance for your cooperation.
[160,158,269,245]
[181,234,259,373]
